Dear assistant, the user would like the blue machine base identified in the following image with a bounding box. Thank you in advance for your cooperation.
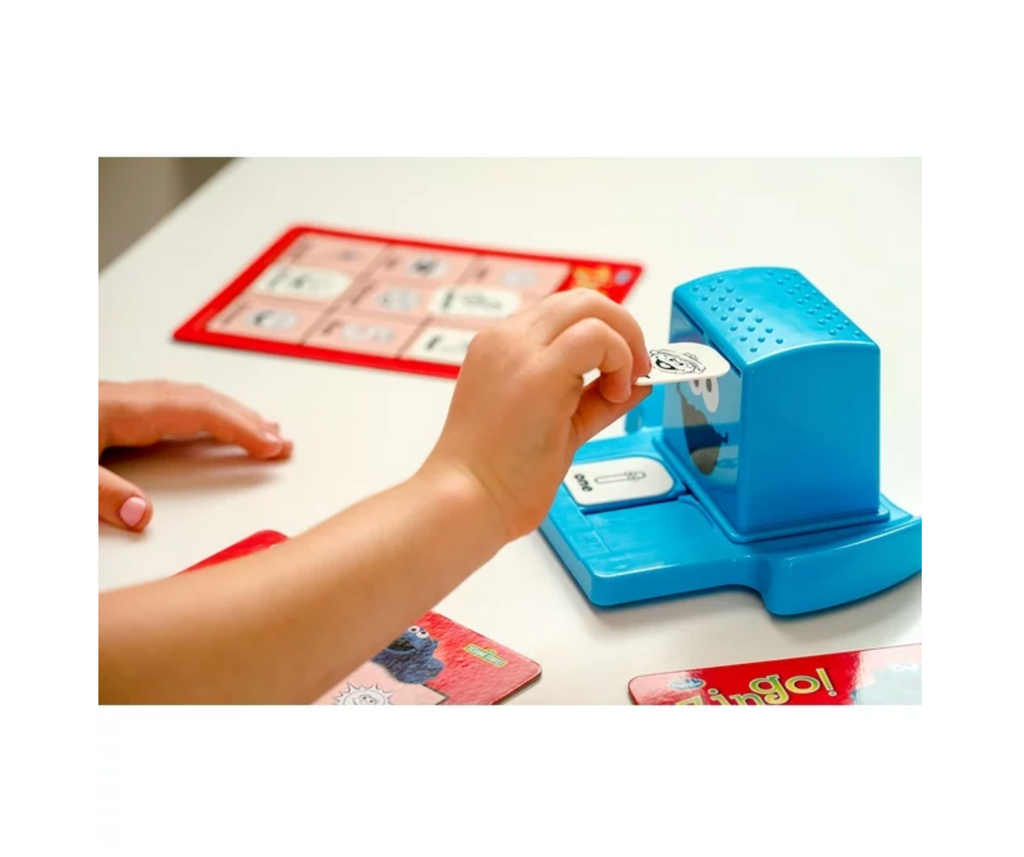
[539,430,922,616]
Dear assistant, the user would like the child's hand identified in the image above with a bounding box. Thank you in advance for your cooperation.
[425,290,652,540]
[98,381,293,532]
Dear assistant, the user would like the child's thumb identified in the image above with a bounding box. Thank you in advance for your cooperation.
[98,466,152,532]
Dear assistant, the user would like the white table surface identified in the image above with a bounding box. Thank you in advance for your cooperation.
[98,158,922,704]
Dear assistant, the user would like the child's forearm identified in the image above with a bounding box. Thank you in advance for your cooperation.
[98,463,508,704]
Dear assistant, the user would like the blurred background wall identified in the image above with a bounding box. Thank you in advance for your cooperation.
[99,158,234,271]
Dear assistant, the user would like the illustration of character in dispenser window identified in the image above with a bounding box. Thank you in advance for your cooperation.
[850,662,922,706]
[372,625,446,685]
[672,370,738,479]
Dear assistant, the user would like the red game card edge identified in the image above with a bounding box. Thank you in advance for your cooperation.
[626,643,922,704]
[178,530,289,574]
[172,224,645,381]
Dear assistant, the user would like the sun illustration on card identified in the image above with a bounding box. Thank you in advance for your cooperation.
[332,683,395,705]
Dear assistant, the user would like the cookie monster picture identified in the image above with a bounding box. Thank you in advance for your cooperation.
[372,625,445,685]
[671,370,738,482]
[850,662,921,705]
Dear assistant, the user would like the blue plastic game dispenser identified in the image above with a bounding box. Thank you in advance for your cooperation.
[539,267,922,615]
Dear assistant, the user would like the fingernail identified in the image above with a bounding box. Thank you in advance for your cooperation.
[263,431,283,448]
[119,496,147,528]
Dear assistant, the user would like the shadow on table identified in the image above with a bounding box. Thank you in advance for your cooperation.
[99,437,287,496]
[580,570,921,660]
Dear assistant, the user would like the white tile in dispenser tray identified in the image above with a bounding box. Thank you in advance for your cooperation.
[564,456,676,507]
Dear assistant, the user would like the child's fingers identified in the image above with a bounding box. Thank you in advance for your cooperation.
[209,393,282,439]
[198,391,292,459]
[153,388,290,460]
[522,290,651,378]
[263,422,294,458]
[185,399,288,459]
[572,383,652,446]
[98,466,153,532]
[548,318,635,404]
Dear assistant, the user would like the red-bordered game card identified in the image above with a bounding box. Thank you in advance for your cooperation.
[173,224,643,380]
[179,531,541,704]
[628,644,921,705]
[313,611,541,706]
